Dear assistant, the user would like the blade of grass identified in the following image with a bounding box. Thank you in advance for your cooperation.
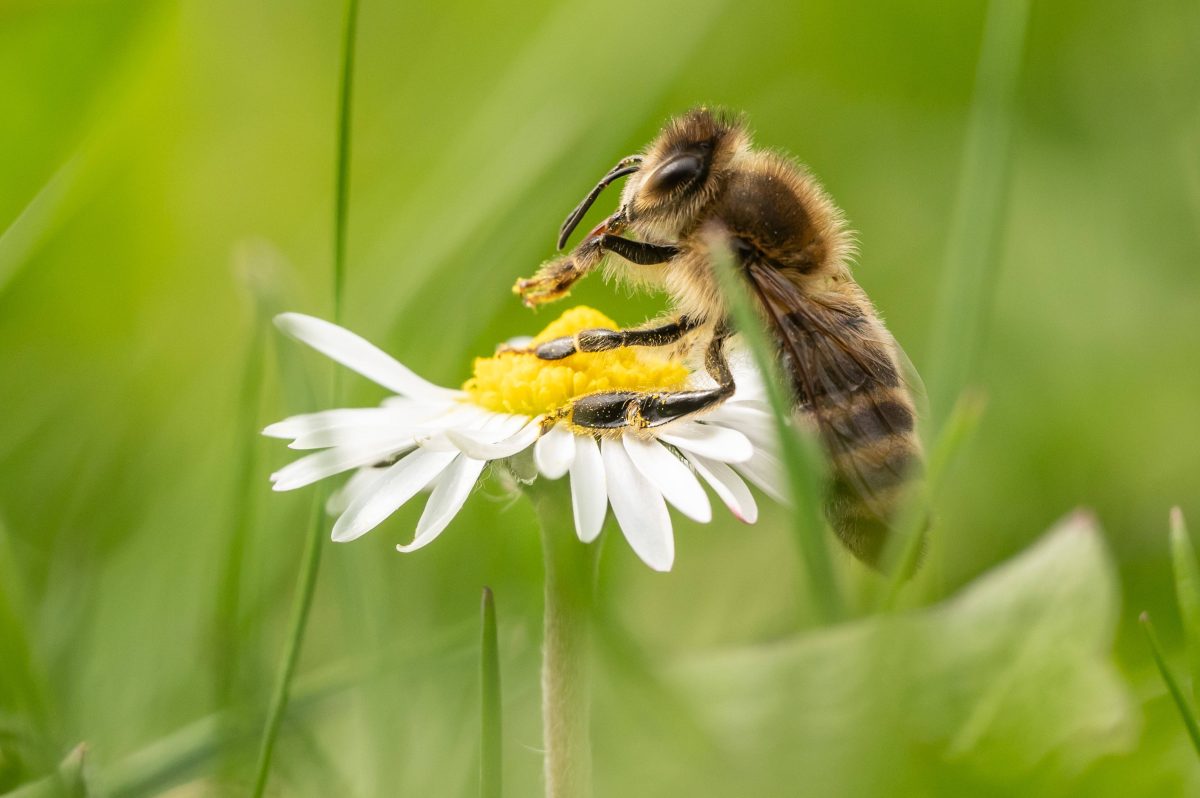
[480,587,502,798]
[924,0,1030,424]
[707,229,844,625]
[0,515,56,770]
[212,250,280,711]
[0,157,80,298]
[1140,611,1200,757]
[878,389,987,609]
[2,744,88,798]
[249,490,328,798]
[250,2,360,793]
[1169,508,1200,709]
[99,622,474,798]
[332,0,360,325]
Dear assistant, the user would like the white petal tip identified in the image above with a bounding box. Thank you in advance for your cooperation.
[330,526,363,543]
[395,539,432,553]
[274,311,306,326]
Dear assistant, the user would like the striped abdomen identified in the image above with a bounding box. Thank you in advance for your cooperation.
[784,310,923,566]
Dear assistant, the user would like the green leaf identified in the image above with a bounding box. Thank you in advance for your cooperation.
[673,512,1136,797]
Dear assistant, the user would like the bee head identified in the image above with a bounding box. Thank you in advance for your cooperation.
[622,107,750,238]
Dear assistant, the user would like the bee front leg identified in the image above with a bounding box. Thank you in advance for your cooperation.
[513,237,605,308]
[514,212,679,307]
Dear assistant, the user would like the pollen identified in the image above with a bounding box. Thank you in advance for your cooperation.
[462,306,689,417]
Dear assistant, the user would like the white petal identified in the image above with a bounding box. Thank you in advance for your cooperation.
[623,435,711,523]
[397,455,487,552]
[735,450,789,504]
[535,426,576,480]
[279,407,448,450]
[601,437,674,572]
[726,352,768,402]
[326,467,386,515]
[275,313,462,401]
[264,403,431,440]
[408,405,500,451]
[445,419,540,460]
[683,452,758,524]
[331,448,458,542]
[270,440,414,491]
[704,403,778,447]
[569,434,607,542]
[657,421,754,464]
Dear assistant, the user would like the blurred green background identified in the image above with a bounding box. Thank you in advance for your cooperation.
[2,0,1199,795]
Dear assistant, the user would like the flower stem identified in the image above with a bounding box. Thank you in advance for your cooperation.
[529,481,597,798]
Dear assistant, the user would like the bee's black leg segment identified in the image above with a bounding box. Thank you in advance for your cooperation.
[597,235,680,265]
[566,333,736,429]
[534,337,581,360]
[567,392,642,429]
[633,333,735,426]
[633,385,735,427]
[535,316,696,360]
[567,385,734,430]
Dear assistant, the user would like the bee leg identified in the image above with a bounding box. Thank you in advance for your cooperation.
[596,235,679,265]
[513,237,605,307]
[564,333,734,430]
[535,316,696,360]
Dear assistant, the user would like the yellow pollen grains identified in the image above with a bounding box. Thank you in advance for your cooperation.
[463,306,689,417]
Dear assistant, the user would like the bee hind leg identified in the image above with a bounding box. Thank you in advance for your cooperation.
[567,385,735,430]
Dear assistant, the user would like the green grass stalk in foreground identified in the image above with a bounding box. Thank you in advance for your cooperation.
[1169,508,1200,709]
[706,228,844,625]
[250,491,328,797]
[250,1,360,793]
[530,480,598,798]
[924,0,1030,424]
[480,587,503,798]
[878,390,987,609]
[1140,611,1200,757]
[332,0,359,322]
[213,262,273,711]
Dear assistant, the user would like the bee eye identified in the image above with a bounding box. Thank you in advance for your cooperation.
[644,153,703,195]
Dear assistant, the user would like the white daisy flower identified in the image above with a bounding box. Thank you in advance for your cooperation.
[264,306,782,572]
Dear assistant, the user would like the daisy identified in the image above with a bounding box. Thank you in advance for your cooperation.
[265,306,782,571]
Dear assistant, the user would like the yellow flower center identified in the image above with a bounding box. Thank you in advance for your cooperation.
[462,306,689,417]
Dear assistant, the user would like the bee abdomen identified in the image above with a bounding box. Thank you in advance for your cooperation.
[813,388,923,565]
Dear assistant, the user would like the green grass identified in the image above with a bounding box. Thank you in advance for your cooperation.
[1,0,1199,795]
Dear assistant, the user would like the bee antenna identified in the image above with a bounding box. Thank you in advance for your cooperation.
[557,156,642,250]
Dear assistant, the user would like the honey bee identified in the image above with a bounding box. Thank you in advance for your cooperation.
[514,108,922,564]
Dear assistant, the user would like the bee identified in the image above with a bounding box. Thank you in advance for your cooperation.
[514,108,922,564]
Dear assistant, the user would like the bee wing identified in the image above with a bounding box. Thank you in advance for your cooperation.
[739,257,914,514]
[881,328,929,425]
